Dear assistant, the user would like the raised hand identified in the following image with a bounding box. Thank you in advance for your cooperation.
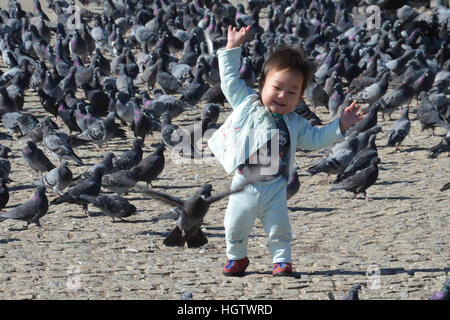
[339,101,365,132]
[225,25,251,50]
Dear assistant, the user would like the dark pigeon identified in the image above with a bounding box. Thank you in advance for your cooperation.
[101,167,140,195]
[328,283,362,300]
[79,194,136,222]
[336,134,378,183]
[387,108,411,149]
[133,143,165,187]
[330,157,380,201]
[428,131,450,159]
[50,167,104,214]
[113,138,144,170]
[0,186,48,230]
[0,178,10,211]
[137,180,256,248]
[286,166,300,200]
[428,278,450,300]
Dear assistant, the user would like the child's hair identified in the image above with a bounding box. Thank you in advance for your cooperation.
[258,45,312,95]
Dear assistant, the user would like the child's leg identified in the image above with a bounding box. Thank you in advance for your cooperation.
[259,178,292,263]
[224,175,259,260]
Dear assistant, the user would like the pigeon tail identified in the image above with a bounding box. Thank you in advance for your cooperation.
[163,226,185,247]
[186,229,208,248]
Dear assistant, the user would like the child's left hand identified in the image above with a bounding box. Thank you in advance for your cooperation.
[339,101,365,132]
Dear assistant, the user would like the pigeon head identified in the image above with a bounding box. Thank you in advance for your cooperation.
[199,183,213,198]
[25,140,37,151]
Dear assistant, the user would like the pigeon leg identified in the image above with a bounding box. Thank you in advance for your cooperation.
[364,192,372,201]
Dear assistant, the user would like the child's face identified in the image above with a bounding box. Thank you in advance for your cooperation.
[261,68,304,115]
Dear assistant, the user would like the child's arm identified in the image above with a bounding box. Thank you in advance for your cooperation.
[297,101,364,150]
[218,26,255,109]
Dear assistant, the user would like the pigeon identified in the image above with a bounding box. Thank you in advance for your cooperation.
[130,108,161,142]
[77,112,127,149]
[286,166,300,200]
[181,291,193,300]
[352,72,390,105]
[417,92,450,135]
[428,278,450,300]
[79,194,136,222]
[0,186,48,230]
[113,138,144,170]
[378,82,415,121]
[307,137,359,180]
[137,180,257,248]
[440,182,450,192]
[133,143,166,187]
[428,131,450,159]
[336,134,378,183]
[101,167,140,195]
[343,284,362,300]
[387,108,411,150]
[0,146,11,182]
[330,157,380,201]
[50,167,104,214]
[22,140,56,175]
[347,101,382,134]
[328,83,345,119]
[0,178,10,211]
[34,160,73,195]
[42,125,84,165]
[305,81,328,112]
[328,283,362,300]
[2,112,39,137]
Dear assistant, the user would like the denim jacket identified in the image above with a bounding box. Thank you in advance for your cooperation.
[207,47,345,178]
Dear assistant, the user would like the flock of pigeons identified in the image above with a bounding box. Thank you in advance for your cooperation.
[0,0,448,299]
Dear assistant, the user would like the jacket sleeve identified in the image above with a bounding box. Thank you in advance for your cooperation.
[296,117,346,150]
[217,47,256,109]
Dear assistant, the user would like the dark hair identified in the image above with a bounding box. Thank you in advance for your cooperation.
[258,45,312,95]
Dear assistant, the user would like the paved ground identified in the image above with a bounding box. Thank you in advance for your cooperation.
[0,0,448,300]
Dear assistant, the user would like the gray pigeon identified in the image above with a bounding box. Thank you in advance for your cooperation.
[343,284,362,300]
[330,157,380,200]
[305,81,328,112]
[387,108,411,149]
[79,194,136,222]
[328,283,362,300]
[34,160,73,195]
[42,126,84,165]
[137,180,257,248]
[22,140,56,175]
[0,186,48,230]
[352,72,390,105]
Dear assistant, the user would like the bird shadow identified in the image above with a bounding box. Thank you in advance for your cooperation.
[296,267,450,277]
[153,184,203,190]
[370,196,418,201]
[0,238,20,243]
[8,184,35,192]
[375,180,418,186]
[390,147,429,153]
[288,206,335,213]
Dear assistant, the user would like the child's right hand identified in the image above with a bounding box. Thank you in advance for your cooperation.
[225,25,251,50]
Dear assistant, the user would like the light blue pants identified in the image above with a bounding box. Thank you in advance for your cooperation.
[224,173,292,263]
